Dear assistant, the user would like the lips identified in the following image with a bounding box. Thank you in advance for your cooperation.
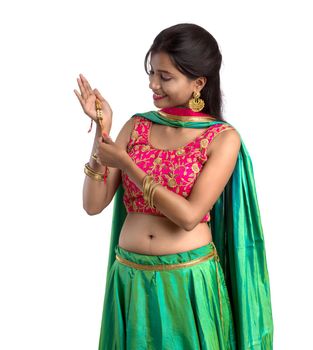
[153,93,167,101]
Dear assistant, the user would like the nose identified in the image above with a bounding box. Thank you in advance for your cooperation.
[149,75,161,90]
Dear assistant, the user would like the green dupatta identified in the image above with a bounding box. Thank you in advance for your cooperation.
[103,109,274,349]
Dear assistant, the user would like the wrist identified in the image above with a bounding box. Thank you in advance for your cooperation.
[96,123,111,136]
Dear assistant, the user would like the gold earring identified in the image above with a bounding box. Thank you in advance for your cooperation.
[188,91,205,112]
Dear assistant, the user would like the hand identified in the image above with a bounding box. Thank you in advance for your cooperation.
[95,134,129,170]
[74,73,113,127]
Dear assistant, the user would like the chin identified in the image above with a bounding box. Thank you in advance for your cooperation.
[153,100,177,108]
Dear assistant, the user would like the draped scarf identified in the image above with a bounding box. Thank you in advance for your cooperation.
[103,106,274,349]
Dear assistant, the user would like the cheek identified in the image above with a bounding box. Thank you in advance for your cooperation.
[164,82,184,96]
[169,85,192,101]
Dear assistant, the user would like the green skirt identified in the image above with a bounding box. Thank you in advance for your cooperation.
[98,241,236,350]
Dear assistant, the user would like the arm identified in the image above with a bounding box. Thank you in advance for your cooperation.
[83,118,135,215]
[186,128,241,230]
[83,122,111,215]
[121,128,241,230]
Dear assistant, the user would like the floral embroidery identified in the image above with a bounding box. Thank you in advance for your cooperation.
[122,116,234,222]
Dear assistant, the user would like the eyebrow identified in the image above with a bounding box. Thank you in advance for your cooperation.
[156,69,172,74]
[150,64,173,75]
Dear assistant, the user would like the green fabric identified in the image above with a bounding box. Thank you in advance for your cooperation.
[99,242,236,349]
[101,110,274,349]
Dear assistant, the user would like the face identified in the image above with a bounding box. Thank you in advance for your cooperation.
[148,51,207,108]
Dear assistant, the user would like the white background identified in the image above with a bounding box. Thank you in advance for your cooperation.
[0,0,312,349]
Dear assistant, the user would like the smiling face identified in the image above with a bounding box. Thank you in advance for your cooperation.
[148,51,207,109]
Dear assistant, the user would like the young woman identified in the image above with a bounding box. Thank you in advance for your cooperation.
[74,23,273,350]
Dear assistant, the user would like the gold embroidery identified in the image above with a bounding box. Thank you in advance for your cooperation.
[192,163,200,173]
[158,111,217,123]
[154,157,162,164]
[168,178,177,188]
[200,138,208,148]
[124,120,234,220]
[176,149,185,155]
[131,130,138,140]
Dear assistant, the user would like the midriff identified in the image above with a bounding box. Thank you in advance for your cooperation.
[118,212,212,255]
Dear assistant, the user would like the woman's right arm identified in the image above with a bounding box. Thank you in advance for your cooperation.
[83,117,135,215]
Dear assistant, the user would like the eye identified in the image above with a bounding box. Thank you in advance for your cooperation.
[161,76,171,81]
[148,70,171,81]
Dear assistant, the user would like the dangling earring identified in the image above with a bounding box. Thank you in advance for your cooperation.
[188,91,205,112]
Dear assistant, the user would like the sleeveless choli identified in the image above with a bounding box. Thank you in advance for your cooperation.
[121,116,233,223]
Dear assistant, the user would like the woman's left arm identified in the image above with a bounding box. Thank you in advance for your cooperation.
[120,129,241,231]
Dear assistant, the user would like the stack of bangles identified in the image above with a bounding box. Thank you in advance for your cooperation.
[84,162,109,184]
[142,175,161,209]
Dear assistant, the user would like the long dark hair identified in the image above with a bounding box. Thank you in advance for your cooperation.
[144,23,225,121]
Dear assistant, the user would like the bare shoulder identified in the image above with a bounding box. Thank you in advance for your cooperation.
[207,126,241,157]
[114,116,136,151]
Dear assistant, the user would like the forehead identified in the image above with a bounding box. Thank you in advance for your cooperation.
[150,52,179,74]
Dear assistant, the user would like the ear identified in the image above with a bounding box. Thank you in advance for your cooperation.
[195,76,207,91]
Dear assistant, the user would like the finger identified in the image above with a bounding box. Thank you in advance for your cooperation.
[80,74,93,95]
[94,88,107,103]
[74,89,84,108]
[77,75,88,100]
[99,136,107,143]
[99,135,112,143]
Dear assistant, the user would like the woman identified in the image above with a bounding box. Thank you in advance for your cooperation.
[74,23,273,350]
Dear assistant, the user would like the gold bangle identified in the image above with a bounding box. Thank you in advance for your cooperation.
[143,175,154,204]
[142,175,160,208]
[85,162,105,176]
[84,166,104,181]
[142,175,150,203]
[147,180,156,207]
[84,162,105,181]
[149,182,160,208]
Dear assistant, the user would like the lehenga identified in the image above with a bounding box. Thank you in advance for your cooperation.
[97,107,274,350]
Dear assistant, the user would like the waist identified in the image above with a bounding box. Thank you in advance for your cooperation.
[119,213,212,255]
[115,241,219,270]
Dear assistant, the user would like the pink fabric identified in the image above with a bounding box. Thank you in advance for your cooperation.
[121,116,232,223]
[160,106,213,117]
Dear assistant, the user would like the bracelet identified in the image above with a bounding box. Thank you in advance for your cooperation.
[143,175,153,203]
[84,163,104,181]
[84,162,109,184]
[87,98,104,133]
[143,174,160,208]
[149,182,160,208]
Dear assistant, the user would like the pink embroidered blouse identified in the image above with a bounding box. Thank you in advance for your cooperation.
[121,116,233,223]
